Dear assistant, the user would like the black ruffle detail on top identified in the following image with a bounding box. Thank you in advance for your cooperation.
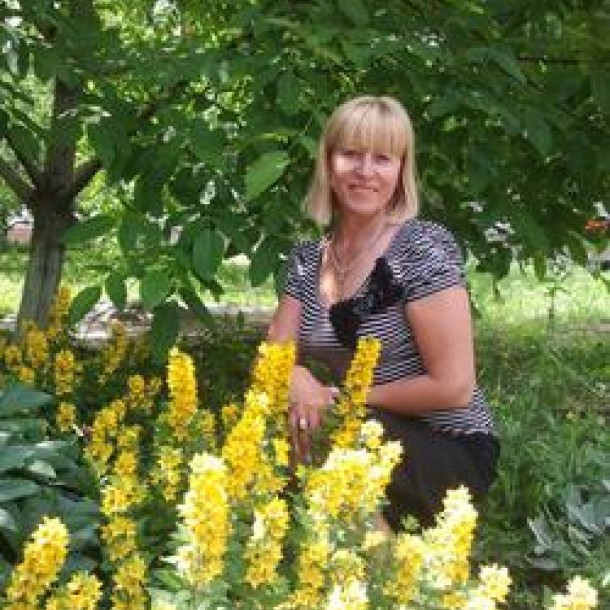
[329,257,404,349]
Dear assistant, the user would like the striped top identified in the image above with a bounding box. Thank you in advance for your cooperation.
[283,218,496,435]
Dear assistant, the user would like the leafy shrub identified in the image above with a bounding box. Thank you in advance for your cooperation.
[0,383,100,589]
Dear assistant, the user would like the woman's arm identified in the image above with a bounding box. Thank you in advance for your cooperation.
[367,286,476,413]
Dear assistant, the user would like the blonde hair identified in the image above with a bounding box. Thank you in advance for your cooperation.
[304,95,419,226]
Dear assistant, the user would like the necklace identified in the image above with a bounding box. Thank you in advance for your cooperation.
[327,221,388,298]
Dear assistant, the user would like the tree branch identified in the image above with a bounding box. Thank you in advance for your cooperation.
[61,157,102,202]
[0,156,34,202]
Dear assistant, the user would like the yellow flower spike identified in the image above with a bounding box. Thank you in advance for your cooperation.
[332,337,381,448]
[244,496,290,588]
[54,349,78,396]
[101,515,138,562]
[150,445,184,502]
[56,401,77,432]
[166,347,198,441]
[5,517,69,610]
[221,408,266,501]
[548,576,598,610]
[3,343,22,372]
[291,524,331,609]
[423,486,478,591]
[177,453,231,588]
[111,553,148,610]
[385,533,426,604]
[250,341,296,422]
[25,326,49,370]
[44,572,103,610]
[99,321,128,383]
[476,564,512,604]
[325,579,369,610]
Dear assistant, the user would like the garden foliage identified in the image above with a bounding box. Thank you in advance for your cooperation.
[0,287,603,609]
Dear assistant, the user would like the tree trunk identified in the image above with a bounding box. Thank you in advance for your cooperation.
[16,203,72,332]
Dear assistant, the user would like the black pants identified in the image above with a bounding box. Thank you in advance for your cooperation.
[370,410,500,531]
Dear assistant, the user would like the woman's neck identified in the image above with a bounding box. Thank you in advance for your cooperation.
[332,213,389,253]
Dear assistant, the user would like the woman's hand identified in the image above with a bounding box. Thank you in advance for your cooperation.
[289,365,339,462]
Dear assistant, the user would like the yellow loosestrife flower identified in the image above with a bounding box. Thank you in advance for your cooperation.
[325,579,368,610]
[221,405,265,501]
[99,321,127,382]
[101,515,138,562]
[18,365,36,385]
[3,343,22,372]
[548,576,598,610]
[292,524,331,609]
[85,399,127,475]
[43,572,102,610]
[5,517,69,610]
[244,496,290,588]
[332,338,380,448]
[476,564,512,604]
[150,445,184,502]
[25,326,49,371]
[385,533,426,604]
[251,341,296,421]
[56,401,77,432]
[53,349,78,396]
[424,486,478,590]
[111,553,148,610]
[166,347,198,440]
[305,441,401,524]
[46,286,71,341]
[177,453,231,588]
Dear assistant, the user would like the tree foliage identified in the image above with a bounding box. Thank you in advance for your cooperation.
[0,0,608,351]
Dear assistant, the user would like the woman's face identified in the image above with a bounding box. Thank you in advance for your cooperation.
[328,147,402,219]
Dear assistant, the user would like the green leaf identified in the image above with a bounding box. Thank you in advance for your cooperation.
[0,507,18,533]
[8,123,40,163]
[61,215,115,245]
[0,384,53,416]
[150,302,181,364]
[591,70,610,114]
[68,286,101,326]
[140,269,172,311]
[26,460,56,479]
[488,48,527,84]
[245,151,289,202]
[190,122,226,167]
[105,273,127,310]
[0,479,40,503]
[276,71,300,116]
[0,448,28,473]
[179,287,215,327]
[192,229,225,280]
[249,238,280,287]
[336,0,369,26]
[87,119,115,167]
[33,47,59,81]
[522,110,552,157]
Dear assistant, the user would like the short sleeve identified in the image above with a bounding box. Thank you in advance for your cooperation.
[281,242,316,302]
[398,221,466,302]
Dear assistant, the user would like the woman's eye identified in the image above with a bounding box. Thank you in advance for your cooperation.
[374,153,391,163]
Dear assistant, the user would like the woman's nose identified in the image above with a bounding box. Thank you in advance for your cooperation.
[354,153,374,176]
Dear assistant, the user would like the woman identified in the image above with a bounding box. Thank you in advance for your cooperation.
[267,95,499,530]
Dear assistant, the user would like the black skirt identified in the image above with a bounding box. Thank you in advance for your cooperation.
[369,409,500,531]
